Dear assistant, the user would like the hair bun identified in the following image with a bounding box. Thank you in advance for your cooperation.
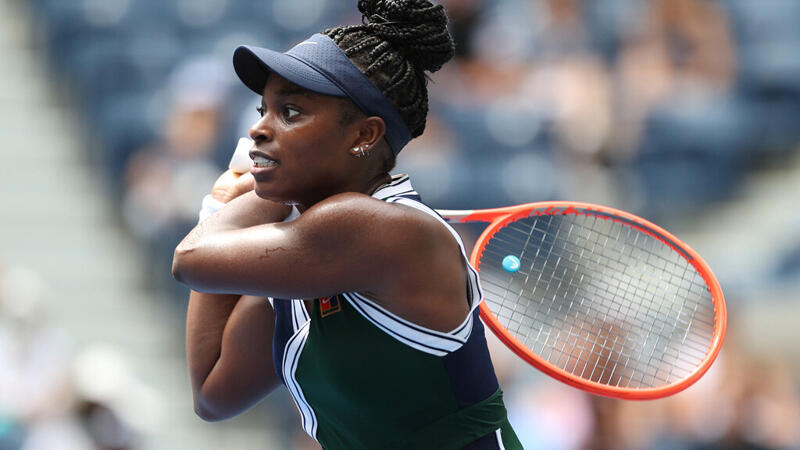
[357,0,454,73]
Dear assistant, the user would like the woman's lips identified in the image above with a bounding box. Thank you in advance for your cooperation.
[249,151,279,181]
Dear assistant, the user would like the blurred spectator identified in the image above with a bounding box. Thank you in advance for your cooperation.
[439,0,486,60]
[610,0,737,159]
[434,0,619,206]
[659,337,800,449]
[0,266,158,450]
[122,56,230,291]
[394,112,461,207]
[493,313,800,449]
[611,0,750,218]
[0,265,76,449]
[577,330,800,449]
[509,382,594,449]
[70,345,163,450]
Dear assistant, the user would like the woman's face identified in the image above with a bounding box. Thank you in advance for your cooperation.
[248,74,361,208]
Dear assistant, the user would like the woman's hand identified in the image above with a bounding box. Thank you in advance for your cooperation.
[210,170,255,203]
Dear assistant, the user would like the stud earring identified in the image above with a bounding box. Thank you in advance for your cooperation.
[352,145,370,158]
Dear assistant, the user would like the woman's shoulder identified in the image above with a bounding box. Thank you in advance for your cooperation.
[304,191,445,239]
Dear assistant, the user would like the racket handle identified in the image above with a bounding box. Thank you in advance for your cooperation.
[229,137,254,174]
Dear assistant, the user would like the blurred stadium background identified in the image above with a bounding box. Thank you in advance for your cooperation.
[1,0,800,448]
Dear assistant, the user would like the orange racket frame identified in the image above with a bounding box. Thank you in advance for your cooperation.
[438,201,727,400]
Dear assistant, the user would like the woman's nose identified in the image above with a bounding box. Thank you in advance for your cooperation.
[249,115,273,143]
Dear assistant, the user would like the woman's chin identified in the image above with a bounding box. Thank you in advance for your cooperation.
[253,185,278,201]
[254,185,296,205]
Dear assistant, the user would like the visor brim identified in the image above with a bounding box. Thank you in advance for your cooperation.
[233,45,346,97]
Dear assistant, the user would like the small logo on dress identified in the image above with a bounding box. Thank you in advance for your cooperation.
[319,295,342,317]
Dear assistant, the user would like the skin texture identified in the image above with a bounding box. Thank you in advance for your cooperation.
[173,74,468,421]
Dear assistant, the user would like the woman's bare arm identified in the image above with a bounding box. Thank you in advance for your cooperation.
[187,293,280,421]
[173,191,446,298]
[173,189,469,331]
[180,170,291,420]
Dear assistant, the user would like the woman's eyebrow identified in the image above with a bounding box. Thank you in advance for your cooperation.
[276,87,310,98]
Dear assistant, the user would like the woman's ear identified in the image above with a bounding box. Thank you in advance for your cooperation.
[352,116,386,152]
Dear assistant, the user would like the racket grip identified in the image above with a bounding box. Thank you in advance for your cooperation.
[229,137,254,174]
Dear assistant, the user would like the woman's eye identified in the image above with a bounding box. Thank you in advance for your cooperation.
[256,106,265,117]
[283,106,300,120]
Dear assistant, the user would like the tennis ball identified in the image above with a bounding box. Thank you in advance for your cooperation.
[502,255,521,273]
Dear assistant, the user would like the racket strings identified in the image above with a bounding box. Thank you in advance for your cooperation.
[479,214,716,389]
[503,221,709,386]
[486,221,710,342]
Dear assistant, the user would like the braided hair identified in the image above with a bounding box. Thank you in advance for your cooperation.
[324,0,454,157]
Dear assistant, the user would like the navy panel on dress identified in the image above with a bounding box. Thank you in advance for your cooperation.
[272,299,295,385]
[442,309,500,408]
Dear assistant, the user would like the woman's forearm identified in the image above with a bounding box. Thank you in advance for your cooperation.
[186,290,241,404]
[172,193,291,287]
[186,291,280,421]
[202,191,291,230]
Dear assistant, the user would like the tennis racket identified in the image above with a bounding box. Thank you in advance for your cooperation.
[436,202,726,400]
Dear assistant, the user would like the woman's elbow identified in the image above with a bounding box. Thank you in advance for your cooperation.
[172,243,199,285]
[193,395,235,422]
[192,376,280,422]
[172,247,186,284]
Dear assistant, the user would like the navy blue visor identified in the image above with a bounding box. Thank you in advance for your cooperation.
[233,33,411,155]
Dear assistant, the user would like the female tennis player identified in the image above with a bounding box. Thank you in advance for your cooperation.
[172,1,522,448]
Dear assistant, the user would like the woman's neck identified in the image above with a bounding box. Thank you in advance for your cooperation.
[294,172,393,213]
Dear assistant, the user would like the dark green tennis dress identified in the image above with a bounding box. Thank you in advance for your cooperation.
[270,175,522,449]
